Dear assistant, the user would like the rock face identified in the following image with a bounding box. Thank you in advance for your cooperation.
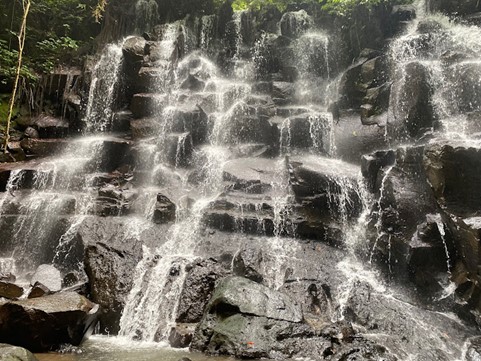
[0,292,98,352]
[0,344,38,361]
[2,0,481,358]
[176,259,226,324]
[191,276,307,358]
[84,241,141,335]
[388,61,435,140]
[191,276,397,360]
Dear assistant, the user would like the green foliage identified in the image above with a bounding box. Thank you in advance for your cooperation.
[0,40,37,83]
[232,0,316,11]
[230,0,413,14]
[0,94,19,125]
[35,36,80,73]
[321,0,414,16]
[0,0,100,87]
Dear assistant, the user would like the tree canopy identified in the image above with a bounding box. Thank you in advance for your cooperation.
[0,0,100,85]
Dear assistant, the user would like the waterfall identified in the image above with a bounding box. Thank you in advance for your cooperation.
[389,0,481,141]
[134,0,159,35]
[2,1,480,359]
[84,41,125,132]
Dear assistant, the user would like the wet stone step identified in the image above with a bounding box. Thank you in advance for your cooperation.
[20,138,68,157]
[130,93,169,118]
[0,192,77,216]
[222,158,284,194]
[202,208,276,236]
[32,114,70,139]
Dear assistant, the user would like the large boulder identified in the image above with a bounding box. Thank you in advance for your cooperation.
[0,344,38,361]
[80,218,151,334]
[175,259,226,323]
[191,276,307,358]
[344,282,472,360]
[84,241,141,335]
[0,292,98,352]
[30,264,62,293]
[0,282,23,300]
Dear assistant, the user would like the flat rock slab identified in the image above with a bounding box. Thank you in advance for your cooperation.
[289,155,360,197]
[0,292,98,352]
[223,158,285,194]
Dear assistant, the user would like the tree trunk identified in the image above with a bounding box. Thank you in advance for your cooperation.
[3,0,31,154]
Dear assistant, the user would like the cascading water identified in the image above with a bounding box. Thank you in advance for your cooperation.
[2,1,481,359]
[84,42,125,132]
[389,0,481,141]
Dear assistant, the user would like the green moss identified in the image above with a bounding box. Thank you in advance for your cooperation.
[0,94,21,126]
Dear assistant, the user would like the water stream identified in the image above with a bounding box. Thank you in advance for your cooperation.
[1,1,480,359]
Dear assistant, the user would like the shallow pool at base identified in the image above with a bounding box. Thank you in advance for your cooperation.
[35,336,237,361]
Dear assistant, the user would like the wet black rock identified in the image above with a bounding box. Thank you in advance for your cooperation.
[152,194,176,224]
[0,281,23,299]
[168,324,195,348]
[361,150,396,192]
[368,146,440,274]
[180,74,205,91]
[466,337,481,360]
[24,127,39,139]
[84,240,141,335]
[388,61,436,141]
[280,10,311,38]
[449,62,481,113]
[289,155,361,215]
[281,281,332,322]
[271,81,295,105]
[0,292,98,352]
[232,247,264,283]
[424,141,481,217]
[428,0,481,16]
[334,113,388,165]
[176,259,226,324]
[222,158,276,193]
[112,111,134,132]
[170,105,208,146]
[82,218,146,334]
[164,132,193,167]
[343,281,472,360]
[130,93,168,118]
[191,276,308,358]
[20,138,68,157]
[276,112,331,151]
[27,282,51,299]
[135,67,168,93]
[122,36,146,64]
[33,114,69,139]
[0,343,38,361]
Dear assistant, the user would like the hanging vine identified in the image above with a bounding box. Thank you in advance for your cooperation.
[3,0,31,153]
